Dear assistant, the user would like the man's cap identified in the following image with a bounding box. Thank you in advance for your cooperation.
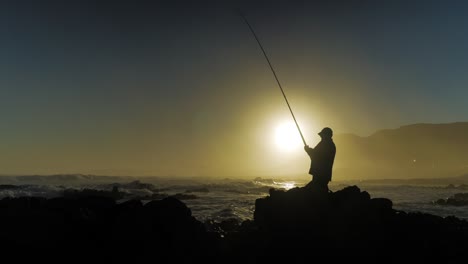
[318,127,333,137]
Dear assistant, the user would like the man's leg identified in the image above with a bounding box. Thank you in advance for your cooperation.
[315,176,329,193]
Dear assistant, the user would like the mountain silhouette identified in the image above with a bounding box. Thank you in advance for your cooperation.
[333,122,468,180]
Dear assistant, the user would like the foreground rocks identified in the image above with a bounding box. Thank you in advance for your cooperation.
[0,185,467,260]
[0,196,219,259]
[247,186,468,258]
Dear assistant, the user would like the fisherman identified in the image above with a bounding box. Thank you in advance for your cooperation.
[240,14,336,191]
[304,127,336,192]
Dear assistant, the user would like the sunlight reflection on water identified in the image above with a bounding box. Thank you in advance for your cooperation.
[280,182,296,190]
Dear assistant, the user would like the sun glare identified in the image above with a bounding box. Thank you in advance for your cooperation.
[274,121,302,151]
[282,182,296,190]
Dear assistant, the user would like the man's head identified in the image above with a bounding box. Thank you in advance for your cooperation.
[318,127,333,139]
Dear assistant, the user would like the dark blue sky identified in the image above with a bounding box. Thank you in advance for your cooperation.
[1,0,467,176]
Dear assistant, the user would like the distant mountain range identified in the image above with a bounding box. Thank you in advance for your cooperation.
[1,122,467,183]
[333,122,468,180]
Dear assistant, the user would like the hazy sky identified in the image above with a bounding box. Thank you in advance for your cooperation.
[1,0,468,177]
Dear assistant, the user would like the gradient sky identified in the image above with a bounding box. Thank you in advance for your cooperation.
[1,0,468,177]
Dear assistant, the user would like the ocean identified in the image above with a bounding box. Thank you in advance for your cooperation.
[0,175,467,222]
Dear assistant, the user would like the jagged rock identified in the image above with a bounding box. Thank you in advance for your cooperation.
[0,195,215,258]
[204,218,241,234]
[116,199,143,210]
[444,184,468,190]
[112,180,157,191]
[434,193,468,206]
[0,185,466,259]
[144,197,193,220]
[248,185,468,257]
[219,218,241,233]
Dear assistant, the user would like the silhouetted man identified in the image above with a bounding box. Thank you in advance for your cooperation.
[304,127,336,192]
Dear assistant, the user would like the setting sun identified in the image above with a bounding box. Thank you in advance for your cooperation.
[274,121,303,151]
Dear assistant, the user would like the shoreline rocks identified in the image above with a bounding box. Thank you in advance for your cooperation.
[0,185,466,259]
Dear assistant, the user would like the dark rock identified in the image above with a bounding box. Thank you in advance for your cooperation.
[249,185,468,257]
[219,218,241,232]
[112,180,157,190]
[204,218,241,234]
[144,197,192,219]
[116,199,143,210]
[0,195,217,258]
[0,196,46,209]
[434,193,468,206]
[446,184,456,189]
[370,197,393,211]
[445,184,468,190]
[0,184,467,259]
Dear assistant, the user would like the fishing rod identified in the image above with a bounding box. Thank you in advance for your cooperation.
[239,12,307,146]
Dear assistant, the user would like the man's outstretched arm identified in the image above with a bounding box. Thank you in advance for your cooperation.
[304,145,314,157]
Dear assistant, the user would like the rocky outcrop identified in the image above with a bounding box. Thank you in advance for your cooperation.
[0,185,467,259]
[0,196,219,258]
[238,185,468,258]
[435,192,468,206]
[445,184,468,190]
